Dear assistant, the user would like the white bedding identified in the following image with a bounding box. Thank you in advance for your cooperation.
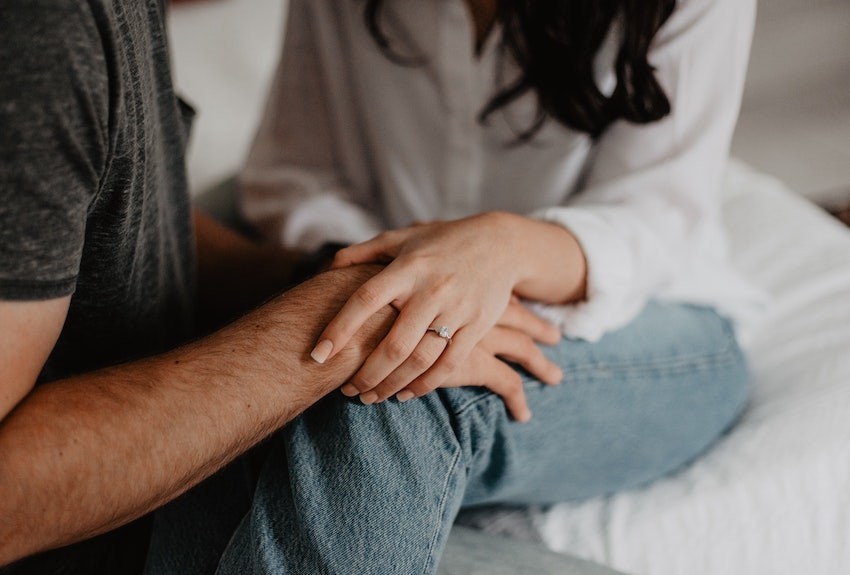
[536,162,850,574]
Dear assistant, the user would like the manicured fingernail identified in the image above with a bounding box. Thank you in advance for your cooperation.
[341,384,359,397]
[310,340,333,364]
[396,390,415,403]
[552,367,564,384]
[360,391,379,405]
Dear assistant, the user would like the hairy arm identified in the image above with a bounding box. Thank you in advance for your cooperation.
[0,265,392,566]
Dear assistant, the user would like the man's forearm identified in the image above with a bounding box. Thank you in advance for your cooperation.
[0,266,392,565]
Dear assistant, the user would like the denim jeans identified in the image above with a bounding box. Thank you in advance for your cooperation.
[145,301,749,575]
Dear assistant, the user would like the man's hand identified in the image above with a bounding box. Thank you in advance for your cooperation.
[340,297,563,422]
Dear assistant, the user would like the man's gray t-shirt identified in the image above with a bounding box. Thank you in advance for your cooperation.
[0,0,195,381]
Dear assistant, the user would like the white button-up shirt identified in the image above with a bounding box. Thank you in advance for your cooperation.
[242,0,764,342]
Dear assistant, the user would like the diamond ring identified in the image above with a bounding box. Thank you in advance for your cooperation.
[427,325,453,345]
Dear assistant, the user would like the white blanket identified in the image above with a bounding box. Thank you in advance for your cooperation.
[536,162,850,575]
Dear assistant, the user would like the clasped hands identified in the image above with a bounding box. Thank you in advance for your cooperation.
[309,212,564,422]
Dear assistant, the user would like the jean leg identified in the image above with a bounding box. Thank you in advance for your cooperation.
[216,302,748,574]
[459,301,749,506]
[216,391,468,575]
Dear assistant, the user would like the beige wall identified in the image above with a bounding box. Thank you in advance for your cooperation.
[168,0,286,196]
[732,0,850,202]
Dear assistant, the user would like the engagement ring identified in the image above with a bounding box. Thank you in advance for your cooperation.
[427,325,453,345]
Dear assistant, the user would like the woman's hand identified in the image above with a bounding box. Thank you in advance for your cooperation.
[356,297,563,421]
[435,322,562,422]
[309,213,567,407]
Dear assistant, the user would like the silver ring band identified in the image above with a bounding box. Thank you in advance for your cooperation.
[427,325,453,345]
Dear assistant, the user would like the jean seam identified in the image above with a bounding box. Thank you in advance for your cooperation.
[562,316,740,368]
[560,348,744,379]
[421,434,463,575]
[451,345,744,418]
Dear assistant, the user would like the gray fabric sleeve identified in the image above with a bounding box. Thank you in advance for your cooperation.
[0,0,109,300]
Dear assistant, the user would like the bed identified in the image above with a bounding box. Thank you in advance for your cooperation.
[533,162,850,574]
[170,3,850,573]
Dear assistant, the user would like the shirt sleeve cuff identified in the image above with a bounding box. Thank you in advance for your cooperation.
[284,194,385,252]
[527,207,648,342]
[0,276,77,301]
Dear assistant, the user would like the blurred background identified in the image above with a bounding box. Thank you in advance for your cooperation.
[168,0,850,208]
[732,0,850,207]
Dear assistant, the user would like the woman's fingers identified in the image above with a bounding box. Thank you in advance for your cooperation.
[311,267,409,364]
[330,230,405,269]
[499,299,561,345]
[390,327,564,422]
[340,299,441,397]
[397,326,479,398]
[360,332,448,403]
[433,351,530,422]
[483,327,563,385]
[478,363,531,422]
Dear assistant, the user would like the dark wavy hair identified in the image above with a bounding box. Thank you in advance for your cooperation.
[363,0,676,139]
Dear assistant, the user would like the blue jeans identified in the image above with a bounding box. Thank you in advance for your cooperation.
[145,301,749,575]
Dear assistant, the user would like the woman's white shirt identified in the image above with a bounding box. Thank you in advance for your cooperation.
[242,0,764,342]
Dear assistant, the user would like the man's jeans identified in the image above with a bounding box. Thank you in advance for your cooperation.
[146,301,749,575]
